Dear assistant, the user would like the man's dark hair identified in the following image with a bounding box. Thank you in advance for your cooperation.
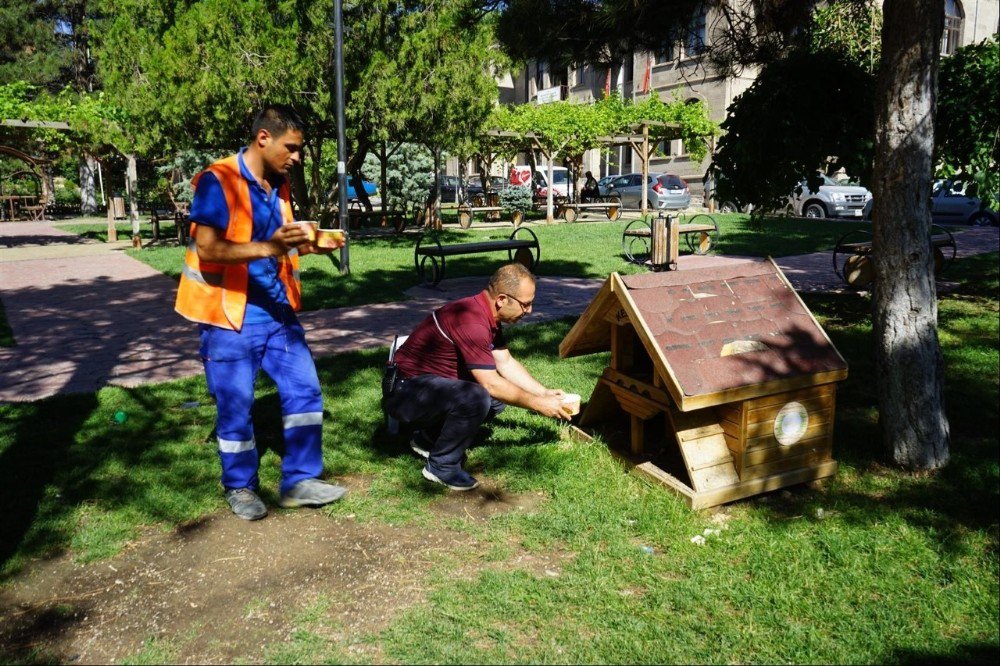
[488,263,535,296]
[250,104,306,140]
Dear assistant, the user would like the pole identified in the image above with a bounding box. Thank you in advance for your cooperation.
[334,0,350,274]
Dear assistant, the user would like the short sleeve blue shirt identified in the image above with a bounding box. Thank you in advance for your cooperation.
[188,149,293,324]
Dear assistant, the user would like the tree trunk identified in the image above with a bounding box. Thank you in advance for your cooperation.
[871,0,950,470]
[380,142,389,213]
[125,154,140,237]
[79,153,98,214]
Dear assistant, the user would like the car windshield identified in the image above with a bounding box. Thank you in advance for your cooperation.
[551,170,568,184]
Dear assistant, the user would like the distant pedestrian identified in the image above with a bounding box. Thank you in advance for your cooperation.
[582,171,600,202]
[175,104,348,520]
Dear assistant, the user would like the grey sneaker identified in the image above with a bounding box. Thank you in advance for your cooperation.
[226,488,267,521]
[279,478,348,508]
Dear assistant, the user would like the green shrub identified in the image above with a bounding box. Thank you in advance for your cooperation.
[499,185,532,212]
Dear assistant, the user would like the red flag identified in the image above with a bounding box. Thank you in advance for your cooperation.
[641,57,652,94]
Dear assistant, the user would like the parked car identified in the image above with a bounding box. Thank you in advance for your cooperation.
[601,172,691,210]
[467,174,506,191]
[345,177,377,200]
[931,179,998,226]
[430,175,480,203]
[789,173,872,219]
[597,175,616,194]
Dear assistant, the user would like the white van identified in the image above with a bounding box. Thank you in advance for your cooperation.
[509,165,570,198]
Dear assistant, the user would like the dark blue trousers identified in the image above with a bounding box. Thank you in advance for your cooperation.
[382,374,504,473]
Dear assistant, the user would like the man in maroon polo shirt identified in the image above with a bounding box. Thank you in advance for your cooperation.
[383,263,570,490]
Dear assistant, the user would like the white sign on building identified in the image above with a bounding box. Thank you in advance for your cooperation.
[536,86,562,104]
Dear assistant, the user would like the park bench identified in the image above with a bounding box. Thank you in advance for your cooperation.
[347,207,407,233]
[413,227,540,286]
[456,203,523,228]
[621,214,720,264]
[557,200,622,223]
[148,202,190,243]
[532,194,568,211]
[832,225,956,288]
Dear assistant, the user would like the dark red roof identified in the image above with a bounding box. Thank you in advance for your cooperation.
[622,259,846,396]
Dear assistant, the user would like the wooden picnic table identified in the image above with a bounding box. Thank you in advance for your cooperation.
[0,195,41,221]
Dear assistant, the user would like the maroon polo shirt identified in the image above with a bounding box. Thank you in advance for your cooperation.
[395,290,507,380]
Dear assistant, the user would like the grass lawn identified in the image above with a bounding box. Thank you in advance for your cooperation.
[59,214,876,314]
[0,236,996,663]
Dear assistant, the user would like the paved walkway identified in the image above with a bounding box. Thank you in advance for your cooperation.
[1,220,996,403]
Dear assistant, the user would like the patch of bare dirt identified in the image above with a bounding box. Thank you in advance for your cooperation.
[0,477,549,664]
[428,479,548,521]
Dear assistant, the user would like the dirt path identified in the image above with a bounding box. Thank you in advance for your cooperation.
[0,477,551,664]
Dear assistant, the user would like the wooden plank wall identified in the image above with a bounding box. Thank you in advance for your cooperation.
[716,383,837,482]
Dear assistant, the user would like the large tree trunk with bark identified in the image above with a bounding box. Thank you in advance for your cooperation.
[79,153,99,214]
[871,0,950,470]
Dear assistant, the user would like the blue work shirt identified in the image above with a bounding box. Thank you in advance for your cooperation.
[189,149,294,324]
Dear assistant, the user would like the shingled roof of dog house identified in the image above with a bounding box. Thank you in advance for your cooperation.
[560,258,848,509]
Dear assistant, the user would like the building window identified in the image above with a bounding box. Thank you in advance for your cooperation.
[655,42,676,65]
[942,0,964,55]
[535,61,547,90]
[684,4,707,57]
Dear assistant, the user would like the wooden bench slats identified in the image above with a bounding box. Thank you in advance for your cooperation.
[840,234,954,252]
[416,240,535,256]
[415,228,540,285]
[624,223,716,238]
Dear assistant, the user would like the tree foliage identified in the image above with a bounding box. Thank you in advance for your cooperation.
[936,36,1000,209]
[0,1,101,92]
[710,49,875,215]
[0,81,120,158]
[95,0,503,213]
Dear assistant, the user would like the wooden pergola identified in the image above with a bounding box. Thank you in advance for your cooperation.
[596,121,684,215]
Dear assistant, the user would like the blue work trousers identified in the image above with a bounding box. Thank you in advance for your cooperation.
[383,374,504,474]
[200,319,324,495]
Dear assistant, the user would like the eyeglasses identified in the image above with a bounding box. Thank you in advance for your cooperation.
[503,293,534,312]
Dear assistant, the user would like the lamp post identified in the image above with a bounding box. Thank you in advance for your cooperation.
[333,0,350,274]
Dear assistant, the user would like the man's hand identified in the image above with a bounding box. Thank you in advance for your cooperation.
[268,224,311,254]
[543,388,566,399]
[535,394,571,421]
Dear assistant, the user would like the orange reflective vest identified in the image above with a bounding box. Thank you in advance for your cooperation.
[174,154,301,331]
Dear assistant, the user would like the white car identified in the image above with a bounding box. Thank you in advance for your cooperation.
[789,173,872,219]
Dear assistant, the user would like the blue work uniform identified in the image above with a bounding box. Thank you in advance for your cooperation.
[190,149,324,495]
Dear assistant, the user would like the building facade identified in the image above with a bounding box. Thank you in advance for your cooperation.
[467,0,998,202]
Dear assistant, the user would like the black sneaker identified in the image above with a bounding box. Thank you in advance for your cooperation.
[422,465,479,491]
[226,488,267,521]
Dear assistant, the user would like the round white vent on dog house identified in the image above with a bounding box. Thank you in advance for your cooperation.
[774,401,809,446]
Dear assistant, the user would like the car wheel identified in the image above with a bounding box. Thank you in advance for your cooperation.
[803,202,826,219]
[968,211,996,227]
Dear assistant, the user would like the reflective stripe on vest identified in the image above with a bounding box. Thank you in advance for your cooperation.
[174,155,302,330]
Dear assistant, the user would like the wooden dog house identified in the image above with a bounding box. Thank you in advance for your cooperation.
[560,258,848,509]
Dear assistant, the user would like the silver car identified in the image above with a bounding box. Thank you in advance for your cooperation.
[931,179,998,226]
[789,173,872,219]
[602,172,692,210]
